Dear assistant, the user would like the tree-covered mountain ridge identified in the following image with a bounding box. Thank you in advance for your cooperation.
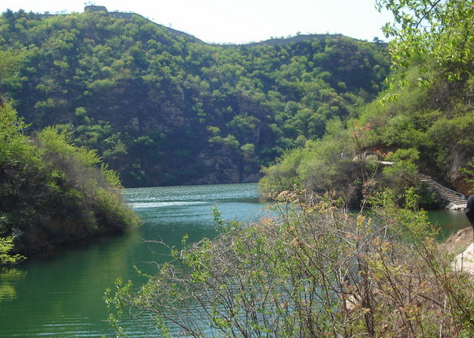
[0,8,390,187]
[43,6,358,47]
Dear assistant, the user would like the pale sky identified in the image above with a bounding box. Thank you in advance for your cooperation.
[0,0,393,44]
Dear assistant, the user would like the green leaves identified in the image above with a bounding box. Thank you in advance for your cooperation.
[0,103,33,166]
[377,0,474,83]
[0,236,24,265]
[0,105,139,261]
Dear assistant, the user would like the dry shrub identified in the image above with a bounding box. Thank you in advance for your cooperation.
[107,190,474,337]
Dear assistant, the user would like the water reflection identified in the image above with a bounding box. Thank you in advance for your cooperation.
[0,268,26,303]
[427,209,470,240]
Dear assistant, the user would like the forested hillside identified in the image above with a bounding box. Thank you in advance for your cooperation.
[0,8,389,187]
[259,0,474,207]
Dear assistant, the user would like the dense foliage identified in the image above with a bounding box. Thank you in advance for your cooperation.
[107,190,474,337]
[0,8,389,187]
[260,0,474,204]
[376,0,474,83]
[0,99,139,261]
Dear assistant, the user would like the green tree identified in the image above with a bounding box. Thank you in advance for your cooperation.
[382,148,420,203]
[0,104,139,260]
[377,0,474,83]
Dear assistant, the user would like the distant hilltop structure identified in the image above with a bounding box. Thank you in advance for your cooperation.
[81,5,203,43]
[83,5,134,20]
[84,5,108,13]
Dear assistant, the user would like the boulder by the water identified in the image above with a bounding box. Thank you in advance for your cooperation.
[447,202,467,210]
[452,243,474,274]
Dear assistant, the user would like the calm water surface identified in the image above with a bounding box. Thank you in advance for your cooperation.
[0,183,470,337]
[0,183,267,337]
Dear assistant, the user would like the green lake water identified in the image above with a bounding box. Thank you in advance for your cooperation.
[0,183,470,337]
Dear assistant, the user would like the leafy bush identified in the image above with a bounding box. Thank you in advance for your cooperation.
[381,148,420,201]
[259,122,376,207]
[0,236,24,265]
[0,105,139,260]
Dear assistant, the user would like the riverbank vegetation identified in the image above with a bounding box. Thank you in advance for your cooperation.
[107,189,474,337]
[0,99,139,264]
[260,0,474,205]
